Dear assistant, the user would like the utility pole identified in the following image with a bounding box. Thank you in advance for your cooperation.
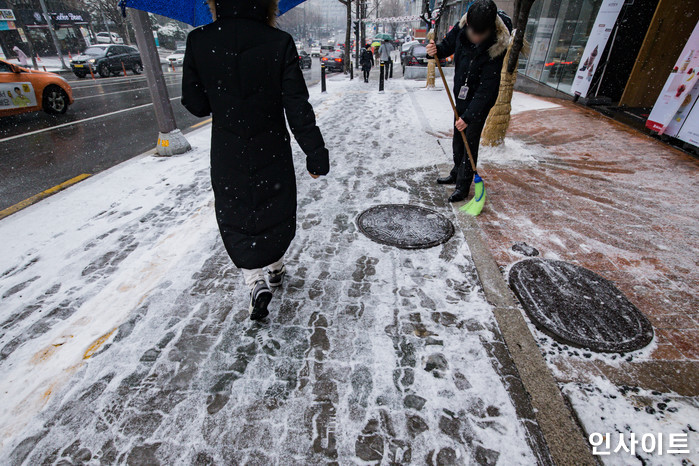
[129,8,191,156]
[38,0,68,69]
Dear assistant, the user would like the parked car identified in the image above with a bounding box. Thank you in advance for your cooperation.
[321,51,344,72]
[0,59,74,116]
[402,44,447,73]
[70,45,143,78]
[298,50,312,69]
[95,32,123,44]
[400,40,420,67]
[167,47,186,67]
[310,45,321,57]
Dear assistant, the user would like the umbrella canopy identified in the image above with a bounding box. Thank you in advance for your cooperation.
[120,0,307,27]
[374,33,393,41]
[371,41,381,48]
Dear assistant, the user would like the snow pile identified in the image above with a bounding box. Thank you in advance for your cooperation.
[563,378,698,465]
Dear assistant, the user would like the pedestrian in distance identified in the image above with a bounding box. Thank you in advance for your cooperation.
[181,0,330,321]
[12,45,28,67]
[427,0,511,202]
[360,44,374,83]
[378,39,394,80]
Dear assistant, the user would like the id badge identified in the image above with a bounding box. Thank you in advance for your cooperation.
[458,85,469,100]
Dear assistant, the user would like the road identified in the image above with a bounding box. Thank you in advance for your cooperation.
[0,58,325,211]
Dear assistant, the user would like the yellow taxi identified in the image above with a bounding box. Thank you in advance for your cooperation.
[0,58,74,117]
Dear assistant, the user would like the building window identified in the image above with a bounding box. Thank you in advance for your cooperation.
[520,0,603,95]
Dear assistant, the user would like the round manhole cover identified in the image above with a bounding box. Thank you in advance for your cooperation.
[357,204,455,249]
[509,259,653,353]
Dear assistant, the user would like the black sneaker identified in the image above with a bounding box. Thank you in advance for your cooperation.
[267,264,286,288]
[249,280,272,321]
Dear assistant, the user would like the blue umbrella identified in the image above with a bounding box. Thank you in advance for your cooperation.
[119,0,308,27]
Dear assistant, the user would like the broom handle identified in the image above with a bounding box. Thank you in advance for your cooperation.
[434,54,478,173]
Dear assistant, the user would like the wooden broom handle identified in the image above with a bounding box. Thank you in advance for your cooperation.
[434,55,478,173]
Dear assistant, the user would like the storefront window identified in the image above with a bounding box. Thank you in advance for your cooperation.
[520,0,603,95]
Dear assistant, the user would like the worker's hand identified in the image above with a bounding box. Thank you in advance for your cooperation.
[309,172,320,179]
[455,118,468,132]
[426,40,437,58]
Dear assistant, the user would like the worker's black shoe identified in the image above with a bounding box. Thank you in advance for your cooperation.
[448,189,468,203]
[437,174,457,185]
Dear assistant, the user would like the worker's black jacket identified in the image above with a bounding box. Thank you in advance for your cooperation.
[433,10,512,125]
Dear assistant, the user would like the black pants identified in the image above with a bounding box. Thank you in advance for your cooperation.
[362,67,370,82]
[451,121,484,192]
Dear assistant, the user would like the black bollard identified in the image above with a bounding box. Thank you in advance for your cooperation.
[379,62,384,92]
[321,63,327,93]
[350,61,353,80]
[389,60,393,79]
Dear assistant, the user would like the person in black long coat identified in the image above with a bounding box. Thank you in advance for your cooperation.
[360,44,374,83]
[182,0,330,321]
[427,0,511,202]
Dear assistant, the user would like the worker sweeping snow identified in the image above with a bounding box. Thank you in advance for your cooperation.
[427,0,511,206]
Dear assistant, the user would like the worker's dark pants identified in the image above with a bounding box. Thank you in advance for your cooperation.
[451,121,484,193]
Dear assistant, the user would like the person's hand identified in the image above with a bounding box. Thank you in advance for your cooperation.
[309,172,320,179]
[426,40,437,58]
[455,118,468,132]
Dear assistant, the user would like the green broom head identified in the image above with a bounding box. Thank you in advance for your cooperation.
[460,173,486,216]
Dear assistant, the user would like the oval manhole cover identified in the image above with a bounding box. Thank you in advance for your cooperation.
[509,259,653,353]
[357,204,454,249]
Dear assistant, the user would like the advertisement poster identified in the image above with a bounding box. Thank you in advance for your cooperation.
[0,82,37,110]
[571,0,624,98]
[663,80,699,136]
[646,20,699,134]
[676,104,699,145]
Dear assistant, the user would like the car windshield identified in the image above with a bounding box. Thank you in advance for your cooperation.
[330,52,343,58]
[175,48,185,54]
[84,46,107,56]
[412,46,427,57]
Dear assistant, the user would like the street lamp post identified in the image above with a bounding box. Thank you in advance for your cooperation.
[38,0,68,70]
[129,8,191,156]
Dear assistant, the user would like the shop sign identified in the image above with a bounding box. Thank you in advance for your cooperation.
[646,20,699,135]
[0,9,16,21]
[571,0,625,98]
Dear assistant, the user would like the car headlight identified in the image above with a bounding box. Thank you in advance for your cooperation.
[88,59,96,64]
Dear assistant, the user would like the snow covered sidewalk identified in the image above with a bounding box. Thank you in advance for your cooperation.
[0,76,553,463]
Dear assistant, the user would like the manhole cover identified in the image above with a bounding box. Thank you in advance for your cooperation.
[357,204,454,249]
[509,259,653,353]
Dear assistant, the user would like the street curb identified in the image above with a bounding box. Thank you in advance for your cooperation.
[450,205,598,466]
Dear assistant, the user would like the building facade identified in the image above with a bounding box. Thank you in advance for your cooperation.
[0,0,91,61]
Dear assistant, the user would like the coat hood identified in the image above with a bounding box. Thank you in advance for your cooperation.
[214,0,278,26]
[458,12,511,58]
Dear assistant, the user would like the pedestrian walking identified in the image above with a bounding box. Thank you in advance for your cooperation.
[427,0,511,202]
[181,0,330,321]
[360,44,374,83]
[12,45,28,67]
[378,39,394,80]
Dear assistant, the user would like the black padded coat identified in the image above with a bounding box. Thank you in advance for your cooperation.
[182,2,329,270]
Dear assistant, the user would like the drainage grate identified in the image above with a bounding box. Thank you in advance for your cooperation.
[357,204,455,250]
[509,259,653,353]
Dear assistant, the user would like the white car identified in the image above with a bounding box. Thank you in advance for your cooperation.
[95,32,123,44]
[166,48,186,66]
[310,46,321,57]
